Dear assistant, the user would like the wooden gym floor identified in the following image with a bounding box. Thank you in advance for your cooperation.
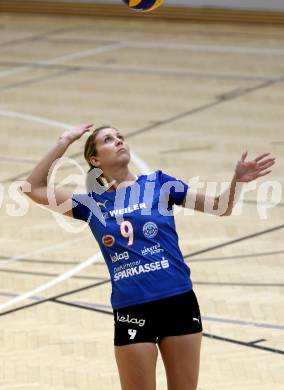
[0,11,283,390]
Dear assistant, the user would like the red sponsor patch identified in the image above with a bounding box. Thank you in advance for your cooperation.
[102,234,115,247]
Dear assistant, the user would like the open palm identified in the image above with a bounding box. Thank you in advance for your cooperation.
[61,123,94,143]
[235,151,276,182]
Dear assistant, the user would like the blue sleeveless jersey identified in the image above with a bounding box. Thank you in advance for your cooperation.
[72,170,192,309]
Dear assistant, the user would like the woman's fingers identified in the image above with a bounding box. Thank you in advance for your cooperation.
[242,159,275,181]
[256,170,272,178]
[254,152,270,162]
[241,150,248,162]
[257,158,276,168]
[238,151,274,167]
[81,123,94,131]
[256,160,275,171]
[77,123,94,136]
[238,153,275,181]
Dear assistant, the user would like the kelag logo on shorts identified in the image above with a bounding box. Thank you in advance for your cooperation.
[143,222,158,238]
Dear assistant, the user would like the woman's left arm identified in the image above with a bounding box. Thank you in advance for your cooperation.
[183,151,276,216]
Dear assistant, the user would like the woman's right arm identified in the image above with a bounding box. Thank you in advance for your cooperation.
[21,123,93,218]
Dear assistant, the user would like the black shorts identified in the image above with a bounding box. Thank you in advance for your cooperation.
[113,290,203,346]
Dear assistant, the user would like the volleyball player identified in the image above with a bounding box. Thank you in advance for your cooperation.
[23,123,275,390]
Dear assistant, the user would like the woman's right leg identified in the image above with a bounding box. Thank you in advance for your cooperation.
[114,342,158,390]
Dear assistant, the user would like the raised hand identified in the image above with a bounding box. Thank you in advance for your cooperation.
[60,123,94,144]
[235,151,276,182]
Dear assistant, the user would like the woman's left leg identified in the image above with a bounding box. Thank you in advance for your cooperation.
[158,332,202,390]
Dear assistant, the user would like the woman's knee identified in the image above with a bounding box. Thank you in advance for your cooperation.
[115,343,158,390]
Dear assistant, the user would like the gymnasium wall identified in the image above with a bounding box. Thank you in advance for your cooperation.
[14,0,284,12]
[1,0,284,23]
[160,1,284,11]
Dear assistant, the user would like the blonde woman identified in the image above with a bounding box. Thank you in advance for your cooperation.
[24,123,275,390]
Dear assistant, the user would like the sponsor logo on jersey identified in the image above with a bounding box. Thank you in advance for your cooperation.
[141,242,164,256]
[143,222,158,239]
[113,257,169,281]
[102,234,115,247]
[110,251,129,263]
[114,260,141,273]
[109,203,146,217]
[116,313,145,327]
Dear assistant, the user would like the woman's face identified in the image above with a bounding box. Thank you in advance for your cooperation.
[89,127,130,169]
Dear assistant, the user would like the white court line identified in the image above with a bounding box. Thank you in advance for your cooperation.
[1,38,283,80]
[5,384,39,389]
[81,63,281,81]
[42,42,125,64]
[0,109,150,311]
[0,235,90,266]
[0,42,125,78]
[124,41,284,56]
[0,252,103,311]
[0,109,72,129]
